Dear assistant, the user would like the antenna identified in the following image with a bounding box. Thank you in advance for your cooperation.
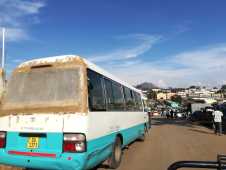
[1,27,5,69]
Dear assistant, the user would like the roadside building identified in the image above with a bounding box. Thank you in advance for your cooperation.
[177,91,187,98]
[152,88,161,92]
[157,92,176,100]
[157,92,167,100]
[167,92,176,100]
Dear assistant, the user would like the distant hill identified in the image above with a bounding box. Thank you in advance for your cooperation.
[135,82,158,91]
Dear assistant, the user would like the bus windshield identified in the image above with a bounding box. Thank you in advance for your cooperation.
[1,67,83,112]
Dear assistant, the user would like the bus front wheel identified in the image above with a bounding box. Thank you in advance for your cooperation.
[108,137,122,169]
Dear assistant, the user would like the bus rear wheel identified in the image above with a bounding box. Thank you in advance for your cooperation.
[108,137,122,169]
[139,125,147,141]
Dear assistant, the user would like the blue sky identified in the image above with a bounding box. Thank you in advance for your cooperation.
[1,0,226,87]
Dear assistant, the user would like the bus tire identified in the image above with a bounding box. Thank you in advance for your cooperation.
[108,137,122,169]
[139,125,147,141]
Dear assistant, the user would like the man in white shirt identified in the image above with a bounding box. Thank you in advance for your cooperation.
[212,108,223,135]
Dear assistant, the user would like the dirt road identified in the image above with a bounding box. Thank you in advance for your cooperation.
[1,117,226,170]
[102,117,226,170]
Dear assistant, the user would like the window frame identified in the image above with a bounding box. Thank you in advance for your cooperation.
[87,69,106,111]
[87,68,143,112]
[111,81,126,111]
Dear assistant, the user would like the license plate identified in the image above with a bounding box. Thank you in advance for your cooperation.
[27,137,39,149]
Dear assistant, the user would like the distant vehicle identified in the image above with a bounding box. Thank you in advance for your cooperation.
[202,106,214,125]
[176,112,184,118]
[190,107,214,126]
[190,110,204,122]
[153,111,160,116]
[191,103,211,113]
[0,55,149,170]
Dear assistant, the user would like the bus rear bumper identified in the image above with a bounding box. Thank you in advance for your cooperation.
[0,150,86,170]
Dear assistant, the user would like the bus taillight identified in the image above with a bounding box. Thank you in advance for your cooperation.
[0,132,6,148]
[63,133,86,153]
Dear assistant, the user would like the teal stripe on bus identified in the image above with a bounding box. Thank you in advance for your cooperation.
[0,123,145,170]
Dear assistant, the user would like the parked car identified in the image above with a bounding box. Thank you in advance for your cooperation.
[176,112,184,118]
[202,106,214,125]
[152,111,160,116]
[190,110,204,122]
[190,107,214,127]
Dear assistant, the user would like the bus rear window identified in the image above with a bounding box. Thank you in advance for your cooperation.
[2,67,83,109]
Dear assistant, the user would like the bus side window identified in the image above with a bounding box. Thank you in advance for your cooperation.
[104,78,114,111]
[130,90,137,111]
[123,87,134,111]
[134,92,143,111]
[87,69,106,111]
[112,82,125,111]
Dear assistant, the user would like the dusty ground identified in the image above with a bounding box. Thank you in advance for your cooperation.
[100,117,226,170]
[0,166,22,170]
[1,117,226,170]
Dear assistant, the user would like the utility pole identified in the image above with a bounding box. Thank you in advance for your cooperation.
[1,27,5,69]
[0,27,5,94]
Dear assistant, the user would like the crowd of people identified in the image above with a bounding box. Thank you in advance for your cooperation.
[160,109,189,119]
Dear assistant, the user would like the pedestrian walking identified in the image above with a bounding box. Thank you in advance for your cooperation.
[166,110,170,119]
[161,110,163,117]
[163,110,167,118]
[160,108,165,117]
[170,109,174,119]
[212,108,223,136]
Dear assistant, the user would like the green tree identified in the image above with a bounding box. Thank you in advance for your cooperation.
[221,85,226,91]
[147,90,157,100]
[221,85,226,98]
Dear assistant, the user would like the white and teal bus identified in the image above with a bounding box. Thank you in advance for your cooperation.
[0,55,149,170]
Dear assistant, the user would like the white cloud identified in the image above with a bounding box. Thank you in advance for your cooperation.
[173,45,226,70]
[11,58,26,63]
[89,39,226,88]
[0,27,28,41]
[0,0,45,26]
[88,34,161,63]
[14,1,45,14]
[0,0,45,41]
